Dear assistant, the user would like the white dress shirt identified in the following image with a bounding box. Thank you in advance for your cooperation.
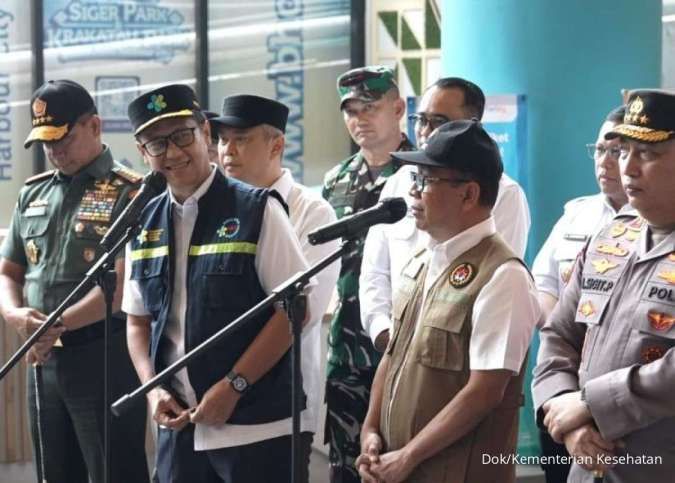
[270,168,340,434]
[122,165,313,450]
[532,193,621,299]
[359,164,531,344]
[419,217,539,372]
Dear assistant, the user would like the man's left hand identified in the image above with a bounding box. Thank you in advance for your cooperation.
[189,378,240,426]
[543,391,592,443]
[370,448,416,483]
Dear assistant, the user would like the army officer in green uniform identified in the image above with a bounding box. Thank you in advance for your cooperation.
[322,66,413,483]
[0,80,149,483]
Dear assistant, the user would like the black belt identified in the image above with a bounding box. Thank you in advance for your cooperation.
[60,317,126,347]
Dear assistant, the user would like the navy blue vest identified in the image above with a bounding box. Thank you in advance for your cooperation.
[130,170,302,424]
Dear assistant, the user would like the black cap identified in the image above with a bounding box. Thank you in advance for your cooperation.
[606,89,675,143]
[128,84,201,135]
[210,95,289,133]
[24,79,96,148]
[391,119,502,172]
[203,110,219,120]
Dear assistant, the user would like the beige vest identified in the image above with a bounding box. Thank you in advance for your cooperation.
[380,234,527,483]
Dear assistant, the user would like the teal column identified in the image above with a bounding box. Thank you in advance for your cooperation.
[441,0,661,457]
[441,0,661,252]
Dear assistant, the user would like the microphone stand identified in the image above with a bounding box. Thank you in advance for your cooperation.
[0,225,140,483]
[112,238,356,482]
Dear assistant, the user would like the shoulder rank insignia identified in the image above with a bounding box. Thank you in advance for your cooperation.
[591,258,618,274]
[648,310,675,332]
[24,170,55,185]
[595,242,628,257]
[578,300,596,317]
[657,270,675,285]
[449,263,476,288]
[610,223,626,238]
[112,165,143,184]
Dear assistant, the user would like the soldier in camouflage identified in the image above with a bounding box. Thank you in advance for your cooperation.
[322,66,413,483]
[0,80,148,483]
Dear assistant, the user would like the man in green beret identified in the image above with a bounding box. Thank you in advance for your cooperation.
[322,65,413,483]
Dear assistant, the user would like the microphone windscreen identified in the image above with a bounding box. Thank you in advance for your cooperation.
[381,197,408,223]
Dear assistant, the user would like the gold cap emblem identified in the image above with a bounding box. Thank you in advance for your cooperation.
[629,96,644,115]
[32,98,47,117]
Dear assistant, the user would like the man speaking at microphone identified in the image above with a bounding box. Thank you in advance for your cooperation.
[0,79,148,483]
[122,84,313,483]
[356,120,539,483]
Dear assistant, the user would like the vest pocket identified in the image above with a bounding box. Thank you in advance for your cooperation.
[416,307,468,371]
[202,264,251,311]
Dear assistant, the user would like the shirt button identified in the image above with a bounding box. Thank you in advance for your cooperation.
[143,269,149,276]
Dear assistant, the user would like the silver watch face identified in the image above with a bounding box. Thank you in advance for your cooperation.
[232,376,247,392]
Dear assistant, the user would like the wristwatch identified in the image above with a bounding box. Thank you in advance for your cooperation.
[225,370,250,394]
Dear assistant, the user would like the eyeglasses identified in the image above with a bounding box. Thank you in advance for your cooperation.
[410,171,471,192]
[408,113,450,131]
[142,127,196,156]
[585,143,621,160]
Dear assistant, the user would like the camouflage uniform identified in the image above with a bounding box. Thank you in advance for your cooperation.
[322,137,412,482]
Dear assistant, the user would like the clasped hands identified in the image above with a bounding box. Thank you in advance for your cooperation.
[148,377,242,431]
[356,432,415,483]
[542,391,622,473]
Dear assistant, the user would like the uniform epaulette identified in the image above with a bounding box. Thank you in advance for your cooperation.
[112,164,143,184]
[24,170,55,185]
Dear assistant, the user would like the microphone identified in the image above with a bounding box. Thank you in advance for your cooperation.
[100,170,167,249]
[308,197,407,245]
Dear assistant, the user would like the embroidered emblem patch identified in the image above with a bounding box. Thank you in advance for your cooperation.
[578,300,596,317]
[591,258,618,275]
[642,346,665,363]
[32,98,47,117]
[147,94,167,113]
[217,218,240,239]
[657,270,675,285]
[449,263,476,288]
[137,229,164,244]
[83,248,96,263]
[647,310,675,332]
[595,242,628,257]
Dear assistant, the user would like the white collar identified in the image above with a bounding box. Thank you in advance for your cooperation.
[269,168,294,202]
[427,216,497,266]
[169,164,217,207]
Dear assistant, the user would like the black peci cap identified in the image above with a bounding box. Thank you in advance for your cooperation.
[24,79,97,148]
[390,119,502,174]
[606,89,675,143]
[210,95,289,133]
[128,84,201,135]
